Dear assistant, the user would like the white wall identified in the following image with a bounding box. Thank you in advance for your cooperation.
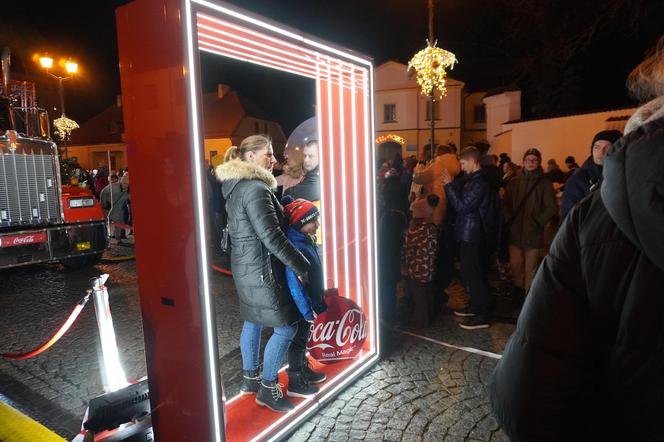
[501,108,635,166]
[483,91,521,150]
[375,61,463,150]
[375,89,419,131]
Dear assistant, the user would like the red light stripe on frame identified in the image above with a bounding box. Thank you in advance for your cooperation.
[190,3,378,440]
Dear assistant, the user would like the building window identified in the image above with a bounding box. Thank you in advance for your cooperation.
[474,104,486,123]
[426,101,439,120]
[383,104,396,123]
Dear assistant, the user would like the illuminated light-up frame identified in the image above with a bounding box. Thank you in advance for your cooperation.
[116,0,378,440]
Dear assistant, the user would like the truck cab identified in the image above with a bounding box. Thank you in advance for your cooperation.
[0,50,107,270]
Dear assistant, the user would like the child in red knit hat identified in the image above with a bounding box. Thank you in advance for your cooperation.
[281,196,327,398]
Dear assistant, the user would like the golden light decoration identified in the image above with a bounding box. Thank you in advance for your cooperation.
[376,134,406,145]
[408,42,458,98]
[53,116,79,140]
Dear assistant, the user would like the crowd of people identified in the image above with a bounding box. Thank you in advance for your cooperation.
[200,33,664,439]
[491,35,664,441]
[67,164,132,244]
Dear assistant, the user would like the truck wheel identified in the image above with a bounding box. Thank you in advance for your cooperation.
[61,252,103,270]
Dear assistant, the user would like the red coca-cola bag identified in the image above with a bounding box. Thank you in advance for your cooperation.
[307,289,368,364]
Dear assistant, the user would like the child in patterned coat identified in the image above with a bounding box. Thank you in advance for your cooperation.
[401,194,439,329]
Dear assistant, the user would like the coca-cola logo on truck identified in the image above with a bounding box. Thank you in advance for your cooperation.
[0,232,47,248]
[307,289,368,364]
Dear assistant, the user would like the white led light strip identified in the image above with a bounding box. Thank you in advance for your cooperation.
[350,67,362,308]
[367,65,379,352]
[193,6,370,67]
[255,353,380,442]
[198,24,320,74]
[199,37,354,89]
[184,2,223,441]
[325,60,339,287]
[185,2,380,440]
[199,42,316,79]
[315,61,329,287]
[335,58,351,299]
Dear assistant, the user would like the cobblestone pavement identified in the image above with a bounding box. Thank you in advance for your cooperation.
[0,243,516,441]
[287,282,515,442]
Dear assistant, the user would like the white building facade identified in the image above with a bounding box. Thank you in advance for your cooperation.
[374,61,465,161]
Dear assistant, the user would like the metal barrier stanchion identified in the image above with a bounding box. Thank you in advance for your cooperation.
[90,274,129,393]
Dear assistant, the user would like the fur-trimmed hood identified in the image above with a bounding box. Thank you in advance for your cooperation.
[215,159,277,197]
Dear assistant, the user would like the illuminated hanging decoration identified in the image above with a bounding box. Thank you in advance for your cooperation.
[53,116,79,140]
[408,40,458,98]
[375,134,406,145]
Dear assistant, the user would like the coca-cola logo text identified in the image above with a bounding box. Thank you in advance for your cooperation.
[0,232,47,248]
[307,290,368,364]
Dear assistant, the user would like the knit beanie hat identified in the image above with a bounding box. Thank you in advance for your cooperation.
[282,195,320,230]
[591,130,622,152]
[523,148,542,161]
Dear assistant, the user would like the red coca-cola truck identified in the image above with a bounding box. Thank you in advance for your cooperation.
[0,48,107,270]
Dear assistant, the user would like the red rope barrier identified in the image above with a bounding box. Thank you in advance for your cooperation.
[110,221,133,231]
[212,264,232,276]
[1,293,91,360]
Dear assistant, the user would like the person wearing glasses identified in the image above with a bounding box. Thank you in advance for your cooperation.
[502,148,557,304]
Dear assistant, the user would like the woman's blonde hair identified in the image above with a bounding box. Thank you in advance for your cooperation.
[229,134,271,161]
[224,146,238,162]
[627,34,664,102]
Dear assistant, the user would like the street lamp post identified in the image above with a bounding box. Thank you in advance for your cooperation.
[428,0,435,160]
[38,55,79,156]
[39,55,78,116]
[408,0,458,160]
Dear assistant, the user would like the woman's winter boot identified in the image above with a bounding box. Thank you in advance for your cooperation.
[240,369,261,396]
[256,380,294,412]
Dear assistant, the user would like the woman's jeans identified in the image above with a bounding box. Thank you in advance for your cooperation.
[240,321,296,382]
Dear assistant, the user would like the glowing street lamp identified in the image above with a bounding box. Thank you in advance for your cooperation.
[39,55,54,69]
[38,53,80,152]
[65,60,78,74]
[38,53,79,118]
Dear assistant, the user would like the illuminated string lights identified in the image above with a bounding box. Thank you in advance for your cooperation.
[407,41,457,98]
[375,134,405,145]
[53,116,79,140]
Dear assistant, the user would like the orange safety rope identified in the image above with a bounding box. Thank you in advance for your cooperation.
[211,264,232,276]
[1,292,91,360]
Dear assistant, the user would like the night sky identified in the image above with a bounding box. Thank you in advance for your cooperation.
[3,0,664,135]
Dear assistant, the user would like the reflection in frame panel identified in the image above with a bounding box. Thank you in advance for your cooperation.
[187,0,379,439]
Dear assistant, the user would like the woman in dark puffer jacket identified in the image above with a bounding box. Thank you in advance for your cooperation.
[216,135,310,413]
[490,35,664,441]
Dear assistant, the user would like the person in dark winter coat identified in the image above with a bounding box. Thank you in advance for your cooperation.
[490,36,664,441]
[281,196,328,399]
[443,147,494,329]
[503,148,557,299]
[560,129,622,219]
[284,140,320,202]
[215,135,310,413]
[564,155,580,176]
